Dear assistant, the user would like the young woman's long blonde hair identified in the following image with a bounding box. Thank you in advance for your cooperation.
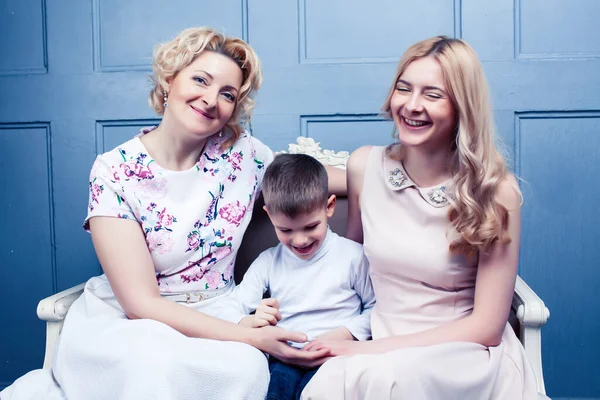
[382,36,519,255]
[149,27,262,148]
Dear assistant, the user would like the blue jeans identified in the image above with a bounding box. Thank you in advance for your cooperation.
[266,358,320,400]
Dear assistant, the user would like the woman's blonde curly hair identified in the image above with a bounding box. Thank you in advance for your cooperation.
[149,27,262,147]
[382,36,521,255]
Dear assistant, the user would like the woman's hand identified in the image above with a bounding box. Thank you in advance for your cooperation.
[303,338,367,357]
[249,326,331,368]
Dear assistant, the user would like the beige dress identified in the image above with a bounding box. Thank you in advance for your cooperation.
[301,146,537,400]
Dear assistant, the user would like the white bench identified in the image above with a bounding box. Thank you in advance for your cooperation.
[36,138,551,398]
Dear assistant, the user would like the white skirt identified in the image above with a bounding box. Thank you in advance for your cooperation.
[1,275,269,400]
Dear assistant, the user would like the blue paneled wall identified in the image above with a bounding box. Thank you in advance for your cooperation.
[0,1,598,398]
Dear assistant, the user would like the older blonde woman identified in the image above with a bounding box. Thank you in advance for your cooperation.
[2,27,331,400]
[301,37,538,399]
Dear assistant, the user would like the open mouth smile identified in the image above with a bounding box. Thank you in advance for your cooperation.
[402,117,431,128]
[292,242,315,255]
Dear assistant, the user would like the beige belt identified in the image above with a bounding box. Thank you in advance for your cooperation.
[162,281,233,304]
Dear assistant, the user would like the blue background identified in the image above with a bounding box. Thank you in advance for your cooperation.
[1,1,599,398]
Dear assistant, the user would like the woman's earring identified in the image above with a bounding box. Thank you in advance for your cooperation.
[218,131,223,137]
[163,90,168,108]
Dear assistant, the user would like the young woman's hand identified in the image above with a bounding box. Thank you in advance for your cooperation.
[303,338,368,357]
[249,326,331,368]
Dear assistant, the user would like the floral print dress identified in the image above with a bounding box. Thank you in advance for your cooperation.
[85,126,272,294]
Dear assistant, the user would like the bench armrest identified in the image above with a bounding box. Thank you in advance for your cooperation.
[512,276,550,395]
[37,283,85,369]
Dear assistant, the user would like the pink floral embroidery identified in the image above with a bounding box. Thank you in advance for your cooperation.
[204,140,221,159]
[187,232,202,251]
[91,183,103,198]
[185,226,231,255]
[223,261,234,282]
[212,228,233,246]
[203,166,230,181]
[214,245,233,261]
[229,151,243,171]
[218,201,247,227]
[138,177,167,197]
[180,260,209,283]
[157,207,175,228]
[147,230,175,254]
[121,161,154,180]
[202,143,243,182]
[204,269,222,289]
[111,166,120,182]
[89,178,104,211]
[142,203,177,235]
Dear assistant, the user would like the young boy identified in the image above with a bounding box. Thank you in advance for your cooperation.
[223,153,375,400]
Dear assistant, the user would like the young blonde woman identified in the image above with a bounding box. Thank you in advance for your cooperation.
[301,36,538,399]
[2,27,333,400]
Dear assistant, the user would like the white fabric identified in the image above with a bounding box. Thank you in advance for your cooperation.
[221,229,376,342]
[1,370,65,400]
[2,276,270,400]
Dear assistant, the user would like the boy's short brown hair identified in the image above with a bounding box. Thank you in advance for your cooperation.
[262,154,328,218]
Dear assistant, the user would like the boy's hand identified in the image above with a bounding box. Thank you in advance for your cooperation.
[252,298,282,328]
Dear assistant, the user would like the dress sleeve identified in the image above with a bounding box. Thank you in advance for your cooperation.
[343,251,376,341]
[83,155,136,231]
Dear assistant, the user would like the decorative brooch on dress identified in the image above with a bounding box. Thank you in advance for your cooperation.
[389,168,408,188]
[427,186,448,206]
[389,166,449,207]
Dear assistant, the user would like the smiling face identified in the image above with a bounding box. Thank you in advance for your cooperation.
[265,196,335,260]
[164,51,243,140]
[390,56,456,152]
